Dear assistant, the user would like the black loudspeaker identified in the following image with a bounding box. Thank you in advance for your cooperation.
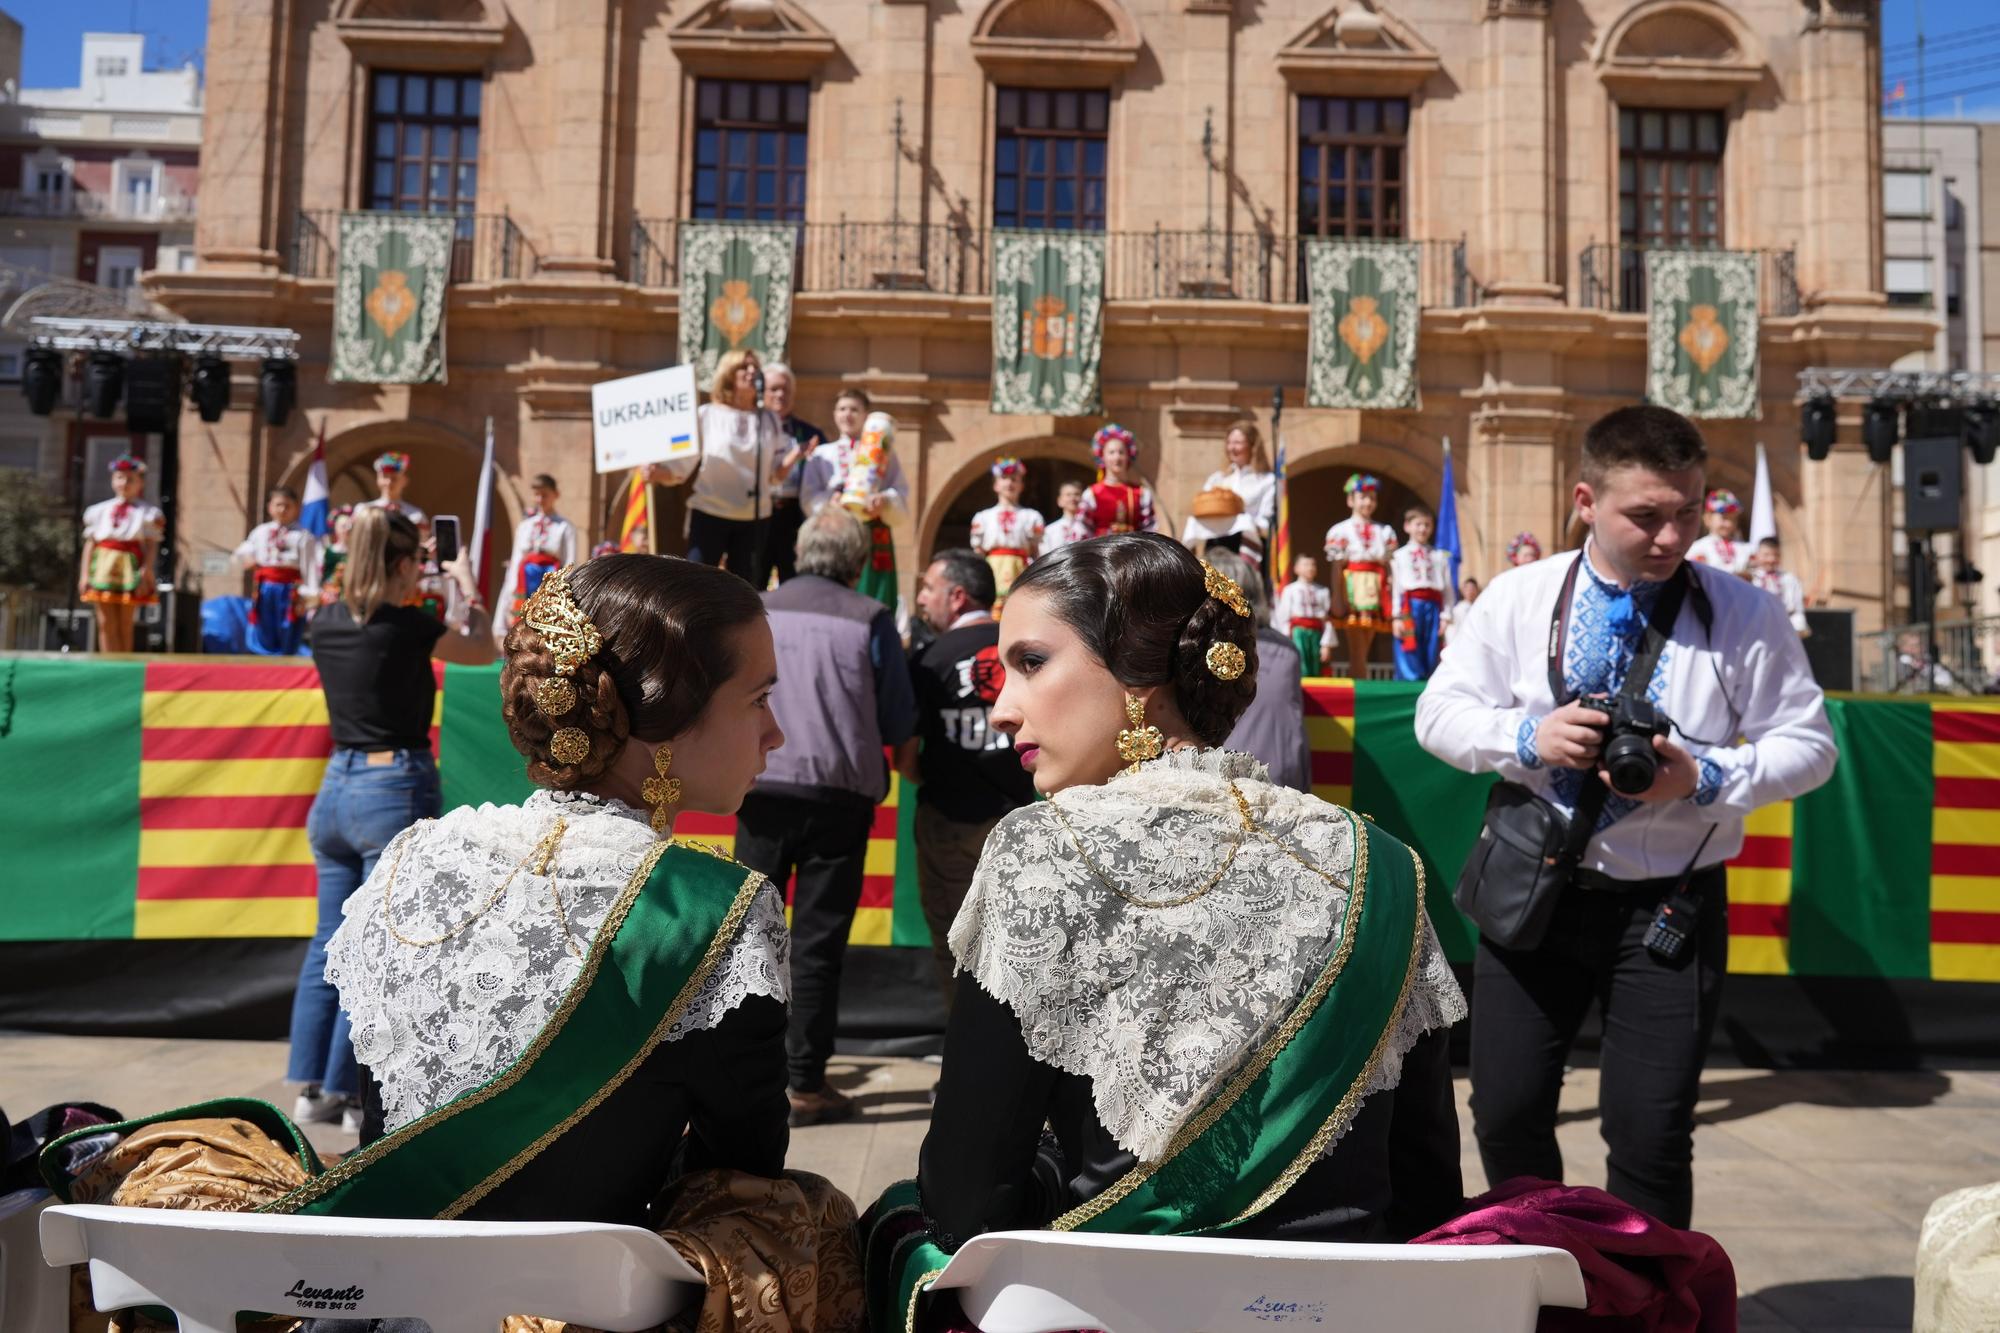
[1903,435,1964,532]
[1801,608,1854,692]
[125,357,183,434]
[1801,394,1837,461]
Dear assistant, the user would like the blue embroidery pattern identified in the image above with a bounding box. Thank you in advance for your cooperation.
[1517,716,1543,769]
[1550,557,1673,830]
[1693,755,1723,806]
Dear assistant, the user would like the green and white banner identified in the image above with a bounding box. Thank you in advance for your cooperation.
[1306,239,1419,410]
[329,212,453,384]
[1647,248,1760,419]
[991,230,1105,416]
[678,222,797,387]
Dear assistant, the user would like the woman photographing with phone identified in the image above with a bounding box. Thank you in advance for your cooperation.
[286,506,495,1130]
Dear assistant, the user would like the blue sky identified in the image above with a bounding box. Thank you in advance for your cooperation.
[10,1,208,87]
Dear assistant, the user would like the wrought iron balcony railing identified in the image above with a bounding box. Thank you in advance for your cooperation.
[1577,243,1801,318]
[0,188,198,222]
[290,210,533,283]
[630,218,1483,309]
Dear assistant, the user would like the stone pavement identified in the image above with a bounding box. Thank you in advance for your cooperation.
[6,1032,1996,1332]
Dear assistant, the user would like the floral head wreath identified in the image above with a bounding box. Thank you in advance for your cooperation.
[1506,532,1542,562]
[589,540,619,560]
[521,565,603,768]
[374,451,411,474]
[1344,473,1381,496]
[1705,489,1742,517]
[1091,424,1137,466]
[991,456,1026,481]
[332,503,354,520]
[108,454,147,475]
[1197,560,1252,681]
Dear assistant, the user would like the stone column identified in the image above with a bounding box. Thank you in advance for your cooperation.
[1797,0,1882,306]
[195,0,289,271]
[1479,0,1561,304]
[536,0,618,278]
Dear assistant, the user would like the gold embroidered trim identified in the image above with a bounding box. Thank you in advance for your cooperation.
[442,857,764,1218]
[1220,843,1427,1228]
[1050,806,1369,1232]
[905,1267,948,1333]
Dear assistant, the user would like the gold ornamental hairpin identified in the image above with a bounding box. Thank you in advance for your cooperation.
[522,567,602,719]
[1200,561,1252,618]
[1206,642,1247,681]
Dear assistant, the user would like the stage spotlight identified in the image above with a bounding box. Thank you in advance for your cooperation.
[22,346,62,415]
[1801,393,1837,462]
[1862,397,1901,465]
[1967,401,2000,468]
[190,354,230,423]
[83,350,125,420]
[259,357,296,428]
[125,356,183,434]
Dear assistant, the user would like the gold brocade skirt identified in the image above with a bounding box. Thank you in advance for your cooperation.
[68,1116,863,1333]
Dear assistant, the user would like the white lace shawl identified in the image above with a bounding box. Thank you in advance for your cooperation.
[325,788,790,1132]
[949,748,1466,1163]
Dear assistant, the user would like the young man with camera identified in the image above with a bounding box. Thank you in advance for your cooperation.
[1416,405,1836,1229]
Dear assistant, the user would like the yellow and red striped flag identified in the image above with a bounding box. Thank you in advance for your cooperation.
[618,468,650,552]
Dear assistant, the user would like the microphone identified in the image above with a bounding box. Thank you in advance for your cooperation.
[752,368,766,407]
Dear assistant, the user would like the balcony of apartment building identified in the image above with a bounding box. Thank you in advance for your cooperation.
[0,184,197,225]
[290,208,535,285]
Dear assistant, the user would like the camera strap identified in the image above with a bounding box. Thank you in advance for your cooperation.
[1546,552,1694,865]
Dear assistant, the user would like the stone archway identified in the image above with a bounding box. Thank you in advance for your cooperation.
[919,436,1099,562]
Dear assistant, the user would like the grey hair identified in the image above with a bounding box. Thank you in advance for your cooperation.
[762,362,793,382]
[796,508,870,585]
[1202,549,1270,628]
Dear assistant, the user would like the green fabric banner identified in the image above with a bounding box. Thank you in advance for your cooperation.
[990,230,1105,416]
[678,222,798,389]
[1646,248,1760,419]
[0,657,142,940]
[329,212,453,384]
[1790,697,1934,978]
[1305,240,1419,409]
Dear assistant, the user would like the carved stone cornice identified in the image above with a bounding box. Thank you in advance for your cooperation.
[1279,3,1443,93]
[332,0,506,70]
[1485,0,1551,18]
[970,0,1142,87]
[667,0,841,78]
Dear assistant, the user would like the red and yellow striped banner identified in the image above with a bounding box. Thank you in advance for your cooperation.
[1727,801,1794,975]
[1932,702,2000,981]
[1303,679,1356,810]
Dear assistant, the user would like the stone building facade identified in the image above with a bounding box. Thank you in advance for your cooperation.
[150,0,1929,632]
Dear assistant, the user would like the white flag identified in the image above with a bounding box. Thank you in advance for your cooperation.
[471,416,497,591]
[1749,442,1777,547]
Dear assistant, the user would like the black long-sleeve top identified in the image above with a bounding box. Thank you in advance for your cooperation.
[359,994,789,1227]
[917,974,1463,1249]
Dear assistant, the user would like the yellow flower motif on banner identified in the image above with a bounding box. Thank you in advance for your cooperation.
[1026,294,1073,360]
[1678,303,1730,374]
[1338,294,1390,366]
[710,279,762,348]
[364,270,418,341]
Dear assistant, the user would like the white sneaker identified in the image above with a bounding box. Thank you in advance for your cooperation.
[293,1086,345,1124]
[339,1103,364,1135]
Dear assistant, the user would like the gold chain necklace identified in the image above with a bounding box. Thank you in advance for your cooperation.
[382,816,572,949]
[1050,782,1262,909]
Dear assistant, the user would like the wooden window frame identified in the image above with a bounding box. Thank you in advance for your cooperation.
[992,87,1110,233]
[364,69,484,217]
[1296,95,1409,242]
[690,78,811,224]
[1617,106,1726,250]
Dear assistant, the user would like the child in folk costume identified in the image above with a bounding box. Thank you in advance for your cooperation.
[1687,489,1751,575]
[1078,423,1161,536]
[970,457,1046,608]
[1390,504,1449,681]
[1750,537,1811,636]
[1273,554,1333,680]
[79,454,165,653]
[1040,480,1091,554]
[359,451,428,527]
[233,485,321,656]
[801,391,911,611]
[495,472,578,640]
[1323,473,1398,675]
[1507,532,1543,567]
[319,505,355,607]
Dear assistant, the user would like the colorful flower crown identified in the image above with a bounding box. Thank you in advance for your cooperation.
[1705,489,1741,516]
[108,453,147,474]
[1091,424,1137,465]
[991,456,1026,480]
[1506,531,1542,561]
[1344,473,1381,496]
[374,451,411,473]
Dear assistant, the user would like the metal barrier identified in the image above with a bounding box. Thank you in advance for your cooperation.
[1856,617,2000,695]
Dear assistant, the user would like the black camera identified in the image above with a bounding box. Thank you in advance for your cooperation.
[1576,692,1674,795]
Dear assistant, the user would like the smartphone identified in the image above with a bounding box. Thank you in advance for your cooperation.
[433,514,461,565]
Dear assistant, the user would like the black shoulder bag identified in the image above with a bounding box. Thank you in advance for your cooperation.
[1451,556,1693,950]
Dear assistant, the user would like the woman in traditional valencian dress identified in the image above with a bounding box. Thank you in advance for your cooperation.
[43,555,865,1333]
[78,454,164,652]
[864,533,1467,1332]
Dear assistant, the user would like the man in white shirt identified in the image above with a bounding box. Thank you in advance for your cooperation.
[1416,404,1836,1230]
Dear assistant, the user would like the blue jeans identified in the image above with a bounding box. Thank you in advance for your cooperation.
[287,747,440,1095]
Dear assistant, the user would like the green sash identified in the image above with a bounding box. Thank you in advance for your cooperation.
[867,812,1426,1332]
[268,839,759,1219]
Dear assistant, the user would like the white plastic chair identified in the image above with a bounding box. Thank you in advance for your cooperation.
[1,1189,69,1333]
[926,1230,1588,1333]
[41,1202,707,1333]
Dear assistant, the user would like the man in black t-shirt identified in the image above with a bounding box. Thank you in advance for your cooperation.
[895,548,1036,1007]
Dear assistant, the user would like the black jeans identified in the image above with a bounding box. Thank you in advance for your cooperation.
[1469,865,1728,1230]
[734,790,874,1090]
[758,497,804,587]
[686,509,766,584]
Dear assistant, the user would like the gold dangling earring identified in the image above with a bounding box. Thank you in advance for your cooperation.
[1115,694,1164,774]
[641,744,683,834]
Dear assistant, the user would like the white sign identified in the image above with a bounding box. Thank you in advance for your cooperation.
[592,364,700,474]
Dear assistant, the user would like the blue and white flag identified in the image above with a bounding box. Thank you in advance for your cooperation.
[300,421,329,538]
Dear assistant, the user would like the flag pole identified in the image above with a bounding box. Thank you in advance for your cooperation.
[1271,383,1288,589]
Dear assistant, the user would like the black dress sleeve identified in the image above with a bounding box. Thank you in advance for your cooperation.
[1383,1022,1465,1240]
[916,972,1063,1247]
[680,994,790,1178]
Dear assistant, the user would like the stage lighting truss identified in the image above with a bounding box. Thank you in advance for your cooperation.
[1797,368,2000,402]
[25,316,300,361]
